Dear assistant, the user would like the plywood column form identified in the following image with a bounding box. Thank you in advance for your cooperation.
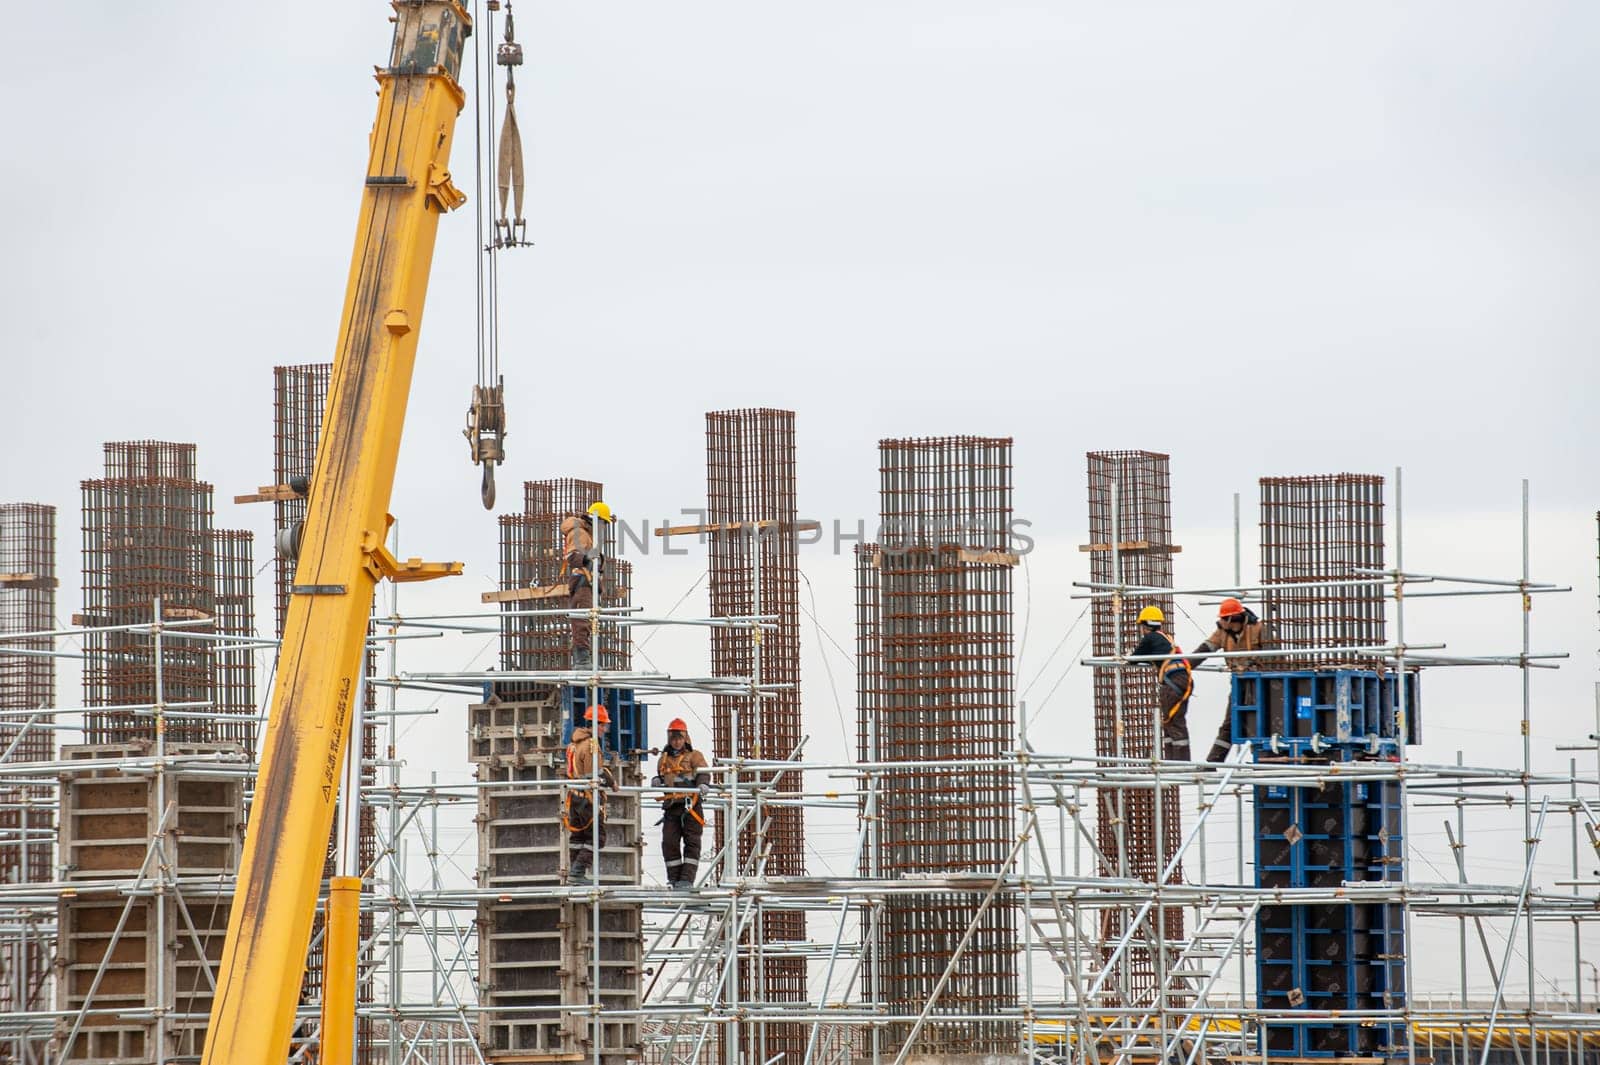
[704,409,806,1064]
[0,502,58,1045]
[1085,450,1183,1004]
[860,436,1019,1061]
[487,479,639,1065]
[54,742,244,1064]
[1258,475,1385,668]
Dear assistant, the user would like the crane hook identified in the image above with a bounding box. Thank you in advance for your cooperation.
[464,379,507,511]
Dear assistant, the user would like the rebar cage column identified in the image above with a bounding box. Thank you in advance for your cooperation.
[1085,450,1184,1002]
[0,502,56,1042]
[861,436,1019,1059]
[705,409,807,1063]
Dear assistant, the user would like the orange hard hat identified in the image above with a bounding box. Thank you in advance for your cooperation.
[585,705,611,725]
[667,718,689,733]
[1218,597,1246,619]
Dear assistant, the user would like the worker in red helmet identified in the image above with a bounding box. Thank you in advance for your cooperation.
[564,705,617,880]
[1189,597,1275,762]
[650,717,710,892]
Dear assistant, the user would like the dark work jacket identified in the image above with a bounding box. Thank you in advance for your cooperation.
[1131,629,1192,690]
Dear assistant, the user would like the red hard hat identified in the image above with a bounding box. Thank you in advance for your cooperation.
[667,718,689,733]
[585,705,611,725]
[1218,597,1246,619]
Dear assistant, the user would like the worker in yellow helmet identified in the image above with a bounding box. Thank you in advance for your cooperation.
[560,501,614,670]
[1188,597,1276,762]
[1128,605,1195,760]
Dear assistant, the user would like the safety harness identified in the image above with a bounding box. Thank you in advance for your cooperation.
[657,748,706,827]
[562,737,602,832]
[1155,634,1195,721]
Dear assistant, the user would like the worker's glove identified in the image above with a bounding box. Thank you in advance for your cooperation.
[650,775,664,789]
[697,783,710,799]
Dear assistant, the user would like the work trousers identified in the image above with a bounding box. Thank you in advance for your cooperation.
[661,802,704,884]
[569,582,593,652]
[568,804,607,873]
[1159,675,1194,761]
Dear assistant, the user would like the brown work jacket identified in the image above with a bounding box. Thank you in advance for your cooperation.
[565,728,615,790]
[1193,619,1274,672]
[656,746,709,805]
[560,515,598,590]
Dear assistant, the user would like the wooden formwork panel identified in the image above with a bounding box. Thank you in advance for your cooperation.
[469,695,566,765]
[58,743,244,881]
[54,892,231,1064]
[54,745,241,1065]
[478,779,641,888]
[477,901,641,1062]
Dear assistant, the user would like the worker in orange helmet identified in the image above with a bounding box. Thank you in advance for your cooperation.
[1189,597,1275,762]
[650,717,710,892]
[1129,605,1196,760]
[564,705,617,881]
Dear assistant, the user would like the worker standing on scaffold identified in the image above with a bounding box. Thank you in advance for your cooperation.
[652,718,710,892]
[1188,597,1275,763]
[564,705,616,881]
[1129,605,1195,760]
[560,501,613,670]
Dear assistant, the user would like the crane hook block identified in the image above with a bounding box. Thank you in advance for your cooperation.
[465,379,507,511]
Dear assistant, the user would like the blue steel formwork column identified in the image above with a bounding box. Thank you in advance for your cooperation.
[1237,669,1417,1059]
[1248,473,1404,1058]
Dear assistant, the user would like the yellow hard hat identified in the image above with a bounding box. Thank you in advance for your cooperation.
[586,501,614,523]
[1137,605,1165,625]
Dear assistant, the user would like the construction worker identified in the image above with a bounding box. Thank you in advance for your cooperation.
[560,501,613,670]
[1188,597,1276,763]
[1129,605,1195,760]
[564,705,616,880]
[651,718,710,892]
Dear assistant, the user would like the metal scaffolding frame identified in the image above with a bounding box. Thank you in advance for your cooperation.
[0,469,1594,1065]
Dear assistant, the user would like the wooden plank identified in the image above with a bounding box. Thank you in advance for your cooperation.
[72,607,212,626]
[0,572,57,589]
[654,519,822,538]
[481,585,570,604]
[1078,540,1183,554]
[957,548,1020,567]
[233,483,304,504]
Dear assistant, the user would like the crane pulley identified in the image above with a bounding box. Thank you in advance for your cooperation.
[465,0,528,509]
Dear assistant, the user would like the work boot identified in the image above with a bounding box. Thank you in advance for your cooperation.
[570,853,592,880]
[672,879,693,894]
[571,647,593,671]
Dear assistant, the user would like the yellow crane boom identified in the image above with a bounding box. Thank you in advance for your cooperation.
[201,3,471,1062]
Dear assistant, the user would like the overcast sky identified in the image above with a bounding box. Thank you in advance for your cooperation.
[3,2,1597,1000]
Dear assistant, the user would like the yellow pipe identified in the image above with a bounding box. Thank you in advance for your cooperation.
[318,876,362,1065]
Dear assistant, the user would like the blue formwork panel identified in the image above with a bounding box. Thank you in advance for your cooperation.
[1255,778,1406,1059]
[558,686,650,761]
[478,681,651,761]
[1253,780,1405,891]
[1232,670,1420,755]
